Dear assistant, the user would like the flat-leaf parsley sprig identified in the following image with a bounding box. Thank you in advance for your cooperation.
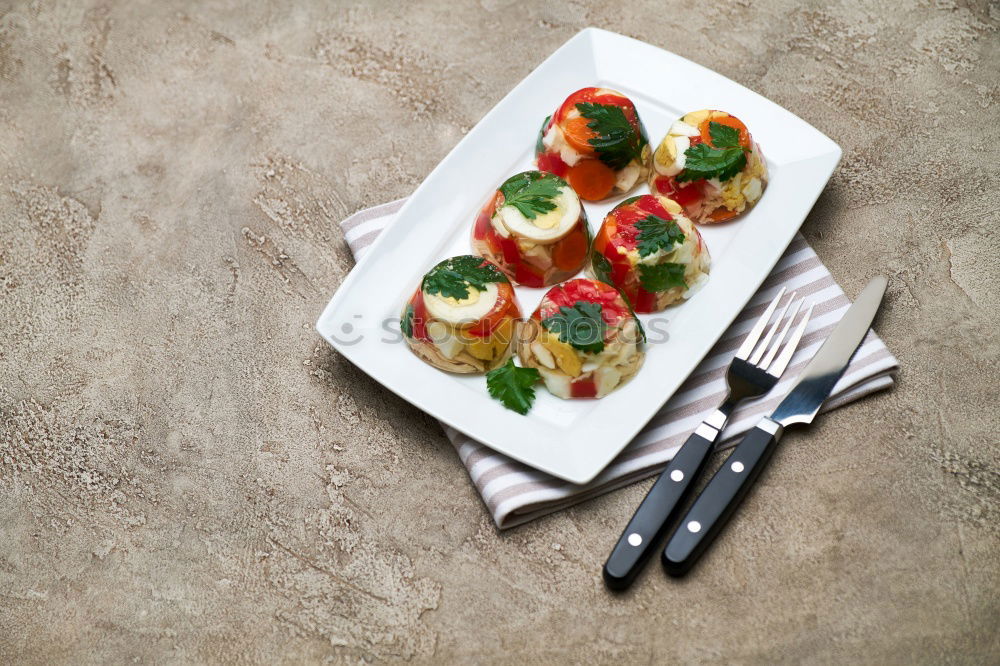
[638,262,687,292]
[542,300,608,354]
[576,102,646,170]
[487,359,541,414]
[422,256,505,301]
[498,171,564,220]
[635,214,685,257]
[677,121,748,183]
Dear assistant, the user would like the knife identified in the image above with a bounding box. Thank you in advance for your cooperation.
[662,275,889,576]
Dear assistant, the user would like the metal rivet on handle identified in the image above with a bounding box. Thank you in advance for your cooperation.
[731,461,745,473]
[627,533,642,547]
[687,521,701,533]
[670,470,684,482]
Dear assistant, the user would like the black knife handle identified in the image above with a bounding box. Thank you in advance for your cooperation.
[603,430,716,590]
[662,418,784,577]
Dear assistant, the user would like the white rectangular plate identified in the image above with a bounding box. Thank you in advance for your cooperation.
[316,28,840,484]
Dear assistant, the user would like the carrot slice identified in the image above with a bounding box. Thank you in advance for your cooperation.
[699,113,751,150]
[567,159,616,201]
[707,206,740,223]
[552,227,589,271]
[562,116,598,154]
[592,216,616,255]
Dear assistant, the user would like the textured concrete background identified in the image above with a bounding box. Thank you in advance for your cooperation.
[1,0,998,663]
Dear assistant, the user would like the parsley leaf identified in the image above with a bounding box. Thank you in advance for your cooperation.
[542,300,607,354]
[628,307,646,343]
[676,121,747,183]
[638,262,687,292]
[498,171,563,220]
[586,254,647,343]
[636,214,686,257]
[677,144,746,182]
[535,115,550,156]
[422,256,505,300]
[400,303,414,338]
[590,250,613,284]
[709,121,742,149]
[486,359,541,415]
[576,102,646,170]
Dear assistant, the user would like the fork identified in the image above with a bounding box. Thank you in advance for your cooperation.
[602,287,813,590]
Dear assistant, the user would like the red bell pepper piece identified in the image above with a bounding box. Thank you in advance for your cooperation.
[570,376,597,398]
[410,291,430,342]
[515,263,546,288]
[536,151,569,178]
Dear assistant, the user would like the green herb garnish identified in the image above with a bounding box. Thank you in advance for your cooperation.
[638,262,687,292]
[498,171,563,220]
[422,256,505,300]
[542,300,607,354]
[626,304,646,343]
[401,303,414,338]
[487,359,541,415]
[576,102,646,170]
[535,115,550,156]
[591,250,613,284]
[635,214,685,257]
[676,121,747,183]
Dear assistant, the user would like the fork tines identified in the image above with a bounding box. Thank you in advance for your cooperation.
[736,288,813,377]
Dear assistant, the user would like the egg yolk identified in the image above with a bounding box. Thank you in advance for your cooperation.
[529,205,563,230]
[437,287,481,308]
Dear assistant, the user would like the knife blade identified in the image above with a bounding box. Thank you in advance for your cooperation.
[662,275,889,576]
[769,275,889,427]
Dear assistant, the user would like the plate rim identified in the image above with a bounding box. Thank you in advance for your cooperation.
[316,27,842,484]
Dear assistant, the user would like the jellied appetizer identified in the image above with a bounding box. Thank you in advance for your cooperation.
[649,110,767,224]
[590,194,710,313]
[402,256,521,373]
[518,278,644,399]
[535,87,651,201]
[472,171,590,288]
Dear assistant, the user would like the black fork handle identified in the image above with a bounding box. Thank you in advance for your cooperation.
[662,418,784,576]
[603,427,717,590]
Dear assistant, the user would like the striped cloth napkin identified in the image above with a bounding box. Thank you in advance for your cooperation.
[341,199,899,529]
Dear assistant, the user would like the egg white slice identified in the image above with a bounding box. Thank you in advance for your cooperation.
[543,125,582,167]
[669,120,700,137]
[497,185,581,244]
[423,282,499,326]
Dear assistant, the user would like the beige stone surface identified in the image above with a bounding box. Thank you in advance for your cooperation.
[1,1,998,663]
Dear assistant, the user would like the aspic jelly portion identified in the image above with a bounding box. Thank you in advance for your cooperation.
[401,256,521,374]
[472,171,590,288]
[649,109,767,224]
[589,194,710,313]
[535,87,651,202]
[517,278,644,399]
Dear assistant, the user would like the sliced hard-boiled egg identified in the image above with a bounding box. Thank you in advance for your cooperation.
[537,367,572,399]
[426,320,464,359]
[530,341,556,369]
[741,176,763,202]
[615,162,641,191]
[669,120,700,137]
[595,365,622,397]
[497,185,581,243]
[423,282,499,325]
[654,135,690,177]
[681,110,712,127]
[543,125,582,166]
